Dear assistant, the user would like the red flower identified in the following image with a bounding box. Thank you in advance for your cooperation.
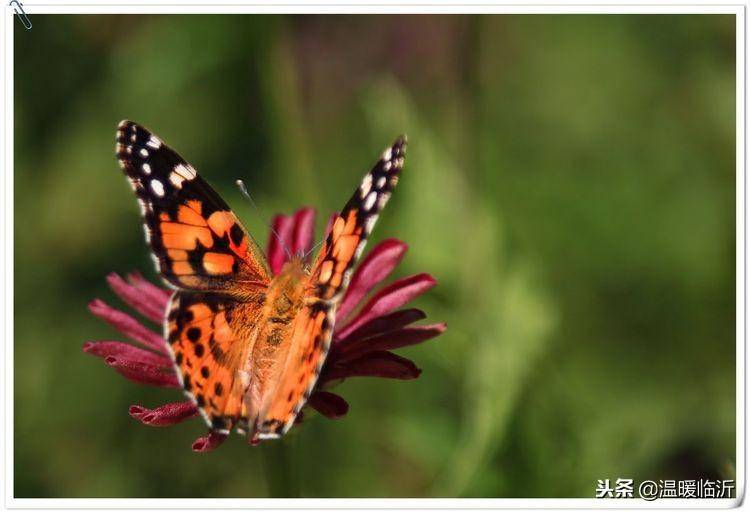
[84,207,445,451]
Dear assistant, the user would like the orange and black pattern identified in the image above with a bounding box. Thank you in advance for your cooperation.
[312,136,407,300]
[116,121,270,292]
[115,120,407,440]
[166,291,263,433]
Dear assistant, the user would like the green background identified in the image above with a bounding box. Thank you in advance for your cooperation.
[14,14,735,498]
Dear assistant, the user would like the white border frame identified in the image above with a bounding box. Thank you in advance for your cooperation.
[1,2,744,509]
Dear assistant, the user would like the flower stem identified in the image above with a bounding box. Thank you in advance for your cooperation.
[261,437,300,498]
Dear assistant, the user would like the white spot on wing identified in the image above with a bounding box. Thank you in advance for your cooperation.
[139,148,149,158]
[174,163,197,180]
[169,172,186,188]
[147,135,162,149]
[359,173,372,198]
[150,179,165,197]
[382,147,392,161]
[377,191,391,209]
[376,176,386,189]
[363,191,377,211]
[364,214,378,234]
[142,163,151,175]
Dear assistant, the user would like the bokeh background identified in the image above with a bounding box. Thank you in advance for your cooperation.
[14,14,736,498]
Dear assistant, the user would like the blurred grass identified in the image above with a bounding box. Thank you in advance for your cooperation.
[14,14,735,497]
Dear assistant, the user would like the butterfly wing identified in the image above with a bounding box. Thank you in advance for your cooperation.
[255,136,407,438]
[116,120,270,292]
[166,291,264,432]
[116,120,271,433]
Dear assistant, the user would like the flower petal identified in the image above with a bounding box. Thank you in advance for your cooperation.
[104,356,180,388]
[129,401,198,426]
[106,273,165,324]
[334,308,426,346]
[82,340,172,367]
[322,350,421,381]
[337,323,446,362]
[126,271,172,309]
[336,273,437,340]
[192,431,228,452]
[308,391,349,419]
[268,214,294,275]
[88,299,168,354]
[335,239,409,324]
[291,207,316,258]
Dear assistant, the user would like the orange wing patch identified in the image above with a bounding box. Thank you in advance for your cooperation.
[166,291,263,432]
[116,120,270,292]
[255,300,335,438]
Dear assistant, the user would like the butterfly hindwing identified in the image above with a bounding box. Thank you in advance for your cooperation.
[116,120,270,292]
[256,299,335,437]
[166,291,265,432]
[254,137,407,438]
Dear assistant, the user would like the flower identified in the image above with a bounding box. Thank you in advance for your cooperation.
[84,207,446,451]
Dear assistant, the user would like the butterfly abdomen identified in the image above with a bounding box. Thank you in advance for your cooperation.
[242,258,310,425]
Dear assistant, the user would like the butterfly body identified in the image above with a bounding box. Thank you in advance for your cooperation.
[116,120,406,441]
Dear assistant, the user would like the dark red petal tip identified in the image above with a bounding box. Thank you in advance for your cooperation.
[82,340,172,367]
[336,273,437,340]
[334,308,426,346]
[322,350,422,382]
[106,273,165,324]
[268,214,295,275]
[125,271,172,308]
[129,401,198,426]
[309,391,349,419]
[88,299,168,355]
[104,356,180,388]
[192,431,228,452]
[291,207,316,258]
[338,322,447,362]
[336,238,409,323]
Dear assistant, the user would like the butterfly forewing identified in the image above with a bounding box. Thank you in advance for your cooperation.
[116,120,270,292]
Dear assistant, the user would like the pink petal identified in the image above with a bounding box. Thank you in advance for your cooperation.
[337,323,447,362]
[308,391,349,419]
[335,239,409,323]
[192,431,228,452]
[267,214,294,275]
[82,340,172,368]
[291,207,316,257]
[126,271,171,309]
[322,350,421,381]
[88,299,167,355]
[103,355,180,388]
[336,273,436,340]
[334,308,426,346]
[107,273,165,324]
[129,401,198,426]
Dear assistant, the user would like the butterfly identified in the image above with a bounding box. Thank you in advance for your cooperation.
[115,120,406,442]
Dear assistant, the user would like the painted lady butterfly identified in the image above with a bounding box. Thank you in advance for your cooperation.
[115,121,406,441]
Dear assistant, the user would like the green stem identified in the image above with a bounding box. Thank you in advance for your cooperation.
[261,437,300,498]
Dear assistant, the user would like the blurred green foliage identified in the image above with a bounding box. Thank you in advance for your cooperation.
[14,14,735,498]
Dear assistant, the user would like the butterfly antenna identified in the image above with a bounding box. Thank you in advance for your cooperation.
[303,237,327,262]
[236,179,292,261]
